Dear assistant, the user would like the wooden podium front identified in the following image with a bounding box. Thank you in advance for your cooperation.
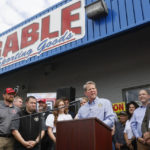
[56,118,112,150]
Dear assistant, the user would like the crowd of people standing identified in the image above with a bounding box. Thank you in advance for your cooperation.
[0,81,150,150]
[113,89,150,150]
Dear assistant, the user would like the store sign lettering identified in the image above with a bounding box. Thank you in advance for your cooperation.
[0,0,85,68]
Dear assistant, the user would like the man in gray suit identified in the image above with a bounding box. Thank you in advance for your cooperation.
[142,103,150,149]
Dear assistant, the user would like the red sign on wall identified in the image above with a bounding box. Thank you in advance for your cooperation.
[112,102,126,113]
[0,0,85,69]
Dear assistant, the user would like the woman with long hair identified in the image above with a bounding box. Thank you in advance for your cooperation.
[46,99,72,150]
[124,101,139,150]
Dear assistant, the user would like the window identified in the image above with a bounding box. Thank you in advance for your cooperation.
[122,84,150,104]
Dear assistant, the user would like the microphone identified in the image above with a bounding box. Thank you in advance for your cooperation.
[56,99,80,110]
[12,99,81,121]
[69,99,81,105]
[12,99,80,121]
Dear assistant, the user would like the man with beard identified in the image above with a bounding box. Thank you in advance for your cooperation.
[0,88,18,150]
[38,99,48,113]
[38,99,52,150]
[11,96,45,150]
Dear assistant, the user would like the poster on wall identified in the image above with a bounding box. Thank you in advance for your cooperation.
[27,92,56,110]
[112,102,126,114]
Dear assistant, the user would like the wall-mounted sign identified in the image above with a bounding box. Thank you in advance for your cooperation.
[112,102,126,113]
[0,0,85,69]
[27,92,56,110]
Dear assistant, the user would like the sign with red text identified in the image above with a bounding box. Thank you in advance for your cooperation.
[112,102,126,113]
[0,0,85,68]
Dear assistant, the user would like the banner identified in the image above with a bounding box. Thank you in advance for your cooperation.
[27,92,56,110]
[112,102,126,113]
[0,0,85,68]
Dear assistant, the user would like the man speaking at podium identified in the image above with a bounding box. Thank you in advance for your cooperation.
[78,81,115,128]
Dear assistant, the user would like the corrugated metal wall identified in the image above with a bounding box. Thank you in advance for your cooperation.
[85,0,150,40]
[0,0,150,75]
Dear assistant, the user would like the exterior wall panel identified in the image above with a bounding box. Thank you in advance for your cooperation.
[0,26,150,102]
[0,0,150,75]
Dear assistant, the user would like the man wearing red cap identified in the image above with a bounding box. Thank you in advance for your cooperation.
[38,99,47,113]
[38,99,52,150]
[0,88,18,150]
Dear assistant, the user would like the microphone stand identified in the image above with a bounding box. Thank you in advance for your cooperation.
[12,99,81,150]
[12,99,80,120]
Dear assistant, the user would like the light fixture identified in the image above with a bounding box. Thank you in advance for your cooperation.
[85,0,108,19]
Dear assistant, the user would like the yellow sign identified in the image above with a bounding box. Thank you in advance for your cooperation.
[112,102,126,113]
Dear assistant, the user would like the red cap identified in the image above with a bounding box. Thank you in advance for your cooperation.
[5,88,16,94]
[38,99,46,103]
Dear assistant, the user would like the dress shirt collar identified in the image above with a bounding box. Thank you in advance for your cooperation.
[139,105,147,108]
[88,97,98,105]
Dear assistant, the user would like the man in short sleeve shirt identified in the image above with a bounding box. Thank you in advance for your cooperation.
[0,88,18,150]
[11,96,45,150]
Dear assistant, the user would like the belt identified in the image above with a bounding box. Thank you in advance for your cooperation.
[0,134,12,137]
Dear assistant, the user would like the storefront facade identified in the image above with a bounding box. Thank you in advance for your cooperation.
[0,0,150,103]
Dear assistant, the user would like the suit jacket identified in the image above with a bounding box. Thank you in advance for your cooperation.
[142,103,150,134]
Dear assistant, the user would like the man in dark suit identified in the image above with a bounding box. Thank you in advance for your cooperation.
[141,103,150,149]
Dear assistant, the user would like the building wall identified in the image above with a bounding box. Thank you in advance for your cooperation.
[1,0,150,75]
[0,25,150,103]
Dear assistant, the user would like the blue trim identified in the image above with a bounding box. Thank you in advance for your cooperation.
[0,0,150,75]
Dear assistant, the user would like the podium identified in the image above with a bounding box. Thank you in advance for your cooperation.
[56,117,112,150]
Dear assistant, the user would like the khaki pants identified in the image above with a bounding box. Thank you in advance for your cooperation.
[137,140,150,150]
[0,137,14,150]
